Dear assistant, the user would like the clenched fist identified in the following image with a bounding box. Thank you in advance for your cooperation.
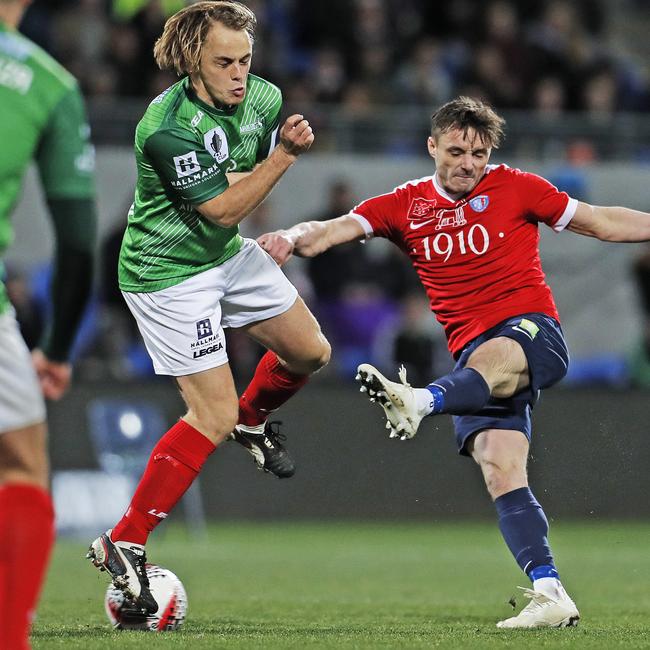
[279,114,314,157]
[258,230,295,266]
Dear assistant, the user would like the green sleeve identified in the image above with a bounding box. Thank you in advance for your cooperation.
[35,86,96,199]
[256,92,282,163]
[33,85,97,360]
[145,128,229,204]
[40,197,97,362]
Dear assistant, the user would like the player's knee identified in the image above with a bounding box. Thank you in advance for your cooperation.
[482,466,510,499]
[305,336,331,374]
[467,337,527,397]
[285,334,331,375]
[312,336,331,371]
[0,462,49,491]
[480,460,526,499]
[0,430,49,489]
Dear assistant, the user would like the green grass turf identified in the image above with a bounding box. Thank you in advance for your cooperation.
[32,521,650,649]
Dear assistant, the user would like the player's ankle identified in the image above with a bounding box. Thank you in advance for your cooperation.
[237,422,266,433]
[414,387,436,415]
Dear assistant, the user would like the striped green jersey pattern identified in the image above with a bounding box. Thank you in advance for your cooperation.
[0,21,95,314]
[119,74,282,292]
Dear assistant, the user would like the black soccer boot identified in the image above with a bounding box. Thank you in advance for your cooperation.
[87,530,158,614]
[230,420,295,478]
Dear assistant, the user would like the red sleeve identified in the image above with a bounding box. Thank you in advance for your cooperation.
[511,169,575,229]
[351,187,409,239]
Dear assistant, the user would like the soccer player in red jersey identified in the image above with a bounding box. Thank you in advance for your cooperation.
[258,96,650,628]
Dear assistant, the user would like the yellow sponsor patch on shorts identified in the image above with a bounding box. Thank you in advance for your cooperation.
[518,318,540,339]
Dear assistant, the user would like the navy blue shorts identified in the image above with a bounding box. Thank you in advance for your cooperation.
[453,313,569,456]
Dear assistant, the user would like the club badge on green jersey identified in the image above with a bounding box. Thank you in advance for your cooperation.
[204,127,229,163]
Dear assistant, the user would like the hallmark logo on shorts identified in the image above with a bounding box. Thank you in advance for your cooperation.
[196,318,213,340]
[191,318,223,358]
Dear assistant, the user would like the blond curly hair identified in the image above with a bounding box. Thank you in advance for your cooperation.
[153,1,256,76]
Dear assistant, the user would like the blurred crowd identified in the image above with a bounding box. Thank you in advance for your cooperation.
[20,0,650,117]
[10,0,650,385]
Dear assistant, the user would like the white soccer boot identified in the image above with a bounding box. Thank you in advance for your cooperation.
[356,364,430,439]
[497,581,580,629]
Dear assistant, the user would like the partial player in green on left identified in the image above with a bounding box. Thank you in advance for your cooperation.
[0,0,97,648]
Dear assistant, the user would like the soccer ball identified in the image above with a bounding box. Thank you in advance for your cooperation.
[104,564,188,631]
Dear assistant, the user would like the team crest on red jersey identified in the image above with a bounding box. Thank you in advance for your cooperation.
[407,198,468,230]
[469,195,490,212]
[408,197,438,220]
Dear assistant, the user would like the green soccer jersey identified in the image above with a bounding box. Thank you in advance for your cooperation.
[0,21,95,314]
[118,74,282,292]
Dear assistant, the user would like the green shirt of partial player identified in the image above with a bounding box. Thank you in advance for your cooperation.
[0,20,96,360]
[119,74,281,292]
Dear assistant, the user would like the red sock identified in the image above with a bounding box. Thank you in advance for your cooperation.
[239,351,309,426]
[111,419,215,546]
[0,483,55,650]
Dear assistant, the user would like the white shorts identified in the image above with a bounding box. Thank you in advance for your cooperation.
[123,238,298,376]
[0,308,46,433]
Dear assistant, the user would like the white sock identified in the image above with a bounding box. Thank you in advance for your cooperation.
[237,422,265,434]
[533,577,563,598]
[414,387,435,415]
[109,529,144,549]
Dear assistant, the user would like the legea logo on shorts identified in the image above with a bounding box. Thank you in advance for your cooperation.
[191,319,223,358]
[173,151,201,178]
[196,318,213,339]
[193,343,223,359]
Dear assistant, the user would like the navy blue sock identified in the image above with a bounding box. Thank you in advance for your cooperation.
[426,367,490,415]
[495,487,557,579]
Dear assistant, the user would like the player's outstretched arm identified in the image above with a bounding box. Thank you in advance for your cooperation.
[258,215,365,266]
[568,202,650,242]
[196,114,313,228]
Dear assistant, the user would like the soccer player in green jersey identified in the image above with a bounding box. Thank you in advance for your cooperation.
[0,0,97,647]
[87,1,331,613]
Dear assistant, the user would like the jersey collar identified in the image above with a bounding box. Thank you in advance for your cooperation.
[183,77,239,117]
[433,169,489,203]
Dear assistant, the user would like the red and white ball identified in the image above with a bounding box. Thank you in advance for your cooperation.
[104,564,188,631]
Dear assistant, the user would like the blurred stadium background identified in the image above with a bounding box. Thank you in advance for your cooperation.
[6,0,650,645]
[6,0,650,597]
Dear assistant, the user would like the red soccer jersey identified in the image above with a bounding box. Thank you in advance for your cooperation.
[350,164,577,357]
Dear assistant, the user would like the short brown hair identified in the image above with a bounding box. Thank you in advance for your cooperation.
[431,96,505,149]
[153,1,256,76]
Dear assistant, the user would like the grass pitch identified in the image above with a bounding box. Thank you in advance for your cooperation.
[33,521,650,649]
